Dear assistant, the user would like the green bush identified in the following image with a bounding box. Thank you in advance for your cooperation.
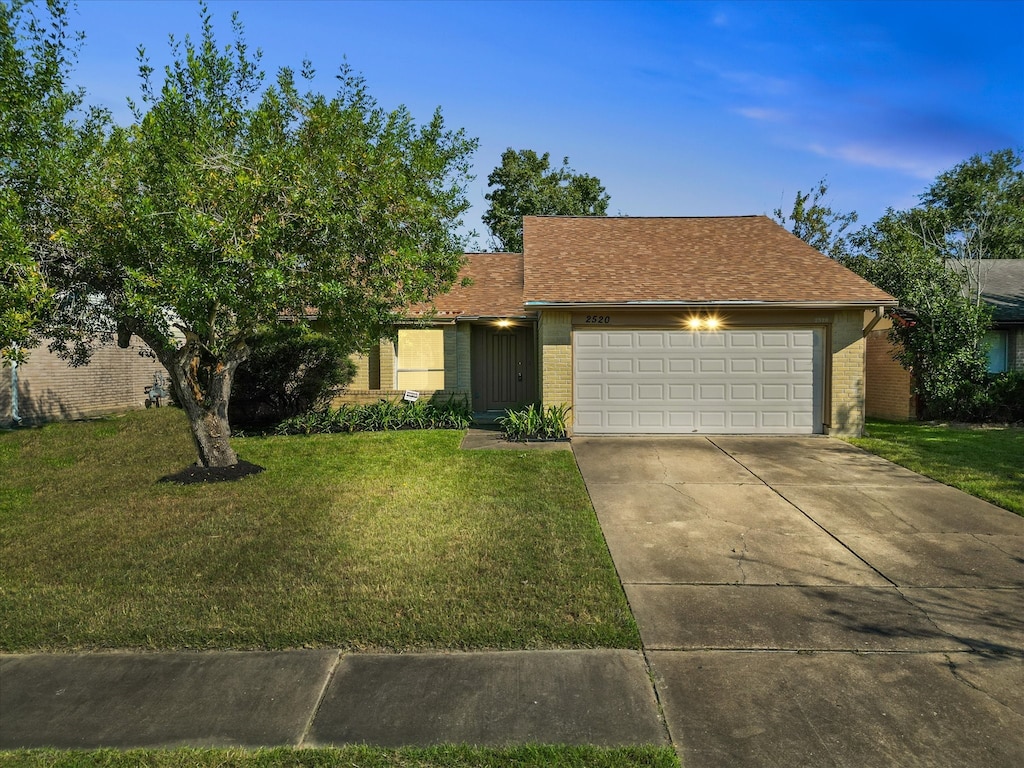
[274,395,472,435]
[230,324,355,430]
[498,403,571,441]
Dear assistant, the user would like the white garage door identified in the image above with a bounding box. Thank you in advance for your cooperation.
[573,329,823,435]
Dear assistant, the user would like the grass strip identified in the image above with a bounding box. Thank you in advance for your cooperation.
[0,746,680,768]
[848,419,1024,515]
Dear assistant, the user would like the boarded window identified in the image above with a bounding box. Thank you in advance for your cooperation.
[396,329,445,390]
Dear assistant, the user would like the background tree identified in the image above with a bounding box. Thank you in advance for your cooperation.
[912,149,1024,303]
[50,5,477,467]
[772,177,858,260]
[482,148,609,252]
[848,209,991,418]
[0,0,90,365]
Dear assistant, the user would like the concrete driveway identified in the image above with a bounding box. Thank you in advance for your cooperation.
[573,436,1024,768]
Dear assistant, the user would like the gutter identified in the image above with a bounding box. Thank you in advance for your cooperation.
[523,300,899,311]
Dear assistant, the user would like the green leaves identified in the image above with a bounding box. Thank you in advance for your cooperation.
[483,149,610,252]
[772,177,858,260]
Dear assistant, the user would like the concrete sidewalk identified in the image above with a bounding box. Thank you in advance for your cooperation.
[0,649,668,749]
[574,436,1024,768]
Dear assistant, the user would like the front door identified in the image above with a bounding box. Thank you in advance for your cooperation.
[472,325,536,411]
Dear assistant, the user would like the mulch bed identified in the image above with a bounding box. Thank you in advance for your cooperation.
[158,460,266,485]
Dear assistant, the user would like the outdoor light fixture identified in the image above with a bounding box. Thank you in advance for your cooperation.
[685,314,724,331]
[495,318,512,328]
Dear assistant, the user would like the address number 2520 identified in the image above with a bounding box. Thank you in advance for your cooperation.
[585,315,611,324]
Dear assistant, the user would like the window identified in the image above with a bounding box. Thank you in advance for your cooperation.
[985,330,1008,374]
[396,329,445,390]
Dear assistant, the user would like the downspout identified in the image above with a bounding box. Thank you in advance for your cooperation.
[863,306,886,335]
[10,343,21,426]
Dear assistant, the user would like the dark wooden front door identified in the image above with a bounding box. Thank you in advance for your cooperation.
[472,325,536,411]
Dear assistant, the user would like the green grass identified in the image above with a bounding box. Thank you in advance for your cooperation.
[0,746,680,768]
[848,419,1024,515]
[0,409,639,651]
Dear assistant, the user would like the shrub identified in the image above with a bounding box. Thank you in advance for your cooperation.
[274,395,472,435]
[498,403,571,441]
[230,324,355,430]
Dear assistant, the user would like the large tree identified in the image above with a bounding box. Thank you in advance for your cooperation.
[0,0,91,365]
[848,209,991,418]
[772,177,858,261]
[49,5,477,466]
[482,148,609,252]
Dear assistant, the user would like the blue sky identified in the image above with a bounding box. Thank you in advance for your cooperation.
[67,0,1023,248]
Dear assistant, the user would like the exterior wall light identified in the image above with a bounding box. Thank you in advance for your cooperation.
[684,314,724,331]
[496,319,512,328]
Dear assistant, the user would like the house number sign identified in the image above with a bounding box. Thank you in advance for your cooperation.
[584,315,612,324]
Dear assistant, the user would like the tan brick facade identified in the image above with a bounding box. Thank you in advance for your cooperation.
[334,327,471,407]
[0,337,168,425]
[829,310,867,436]
[538,311,573,423]
[864,330,916,421]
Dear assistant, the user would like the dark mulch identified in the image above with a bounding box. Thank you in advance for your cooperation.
[158,460,266,485]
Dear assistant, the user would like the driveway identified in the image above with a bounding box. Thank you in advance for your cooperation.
[573,436,1024,768]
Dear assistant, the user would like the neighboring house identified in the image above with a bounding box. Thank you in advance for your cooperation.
[339,215,896,436]
[865,259,1024,421]
[973,259,1024,373]
[1,335,168,426]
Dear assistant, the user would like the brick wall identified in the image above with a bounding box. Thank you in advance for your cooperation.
[334,327,471,407]
[538,311,573,424]
[1013,329,1024,371]
[828,310,867,436]
[0,337,168,425]
[864,330,916,421]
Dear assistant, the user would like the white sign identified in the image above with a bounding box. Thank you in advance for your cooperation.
[403,390,420,402]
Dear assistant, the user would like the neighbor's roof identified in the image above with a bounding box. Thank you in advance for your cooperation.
[411,252,529,319]
[522,215,896,307]
[961,259,1024,324]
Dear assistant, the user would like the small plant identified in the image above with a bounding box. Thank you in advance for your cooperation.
[498,403,571,442]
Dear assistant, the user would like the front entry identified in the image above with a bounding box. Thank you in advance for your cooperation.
[472,325,536,411]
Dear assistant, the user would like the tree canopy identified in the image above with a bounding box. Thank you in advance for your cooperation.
[845,149,1024,418]
[482,148,609,252]
[772,177,858,260]
[0,0,92,365]
[40,4,477,465]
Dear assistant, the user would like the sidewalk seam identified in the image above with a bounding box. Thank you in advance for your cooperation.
[296,650,344,747]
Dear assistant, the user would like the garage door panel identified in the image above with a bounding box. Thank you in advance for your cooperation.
[669,358,696,373]
[606,383,634,400]
[574,329,822,435]
[637,384,665,401]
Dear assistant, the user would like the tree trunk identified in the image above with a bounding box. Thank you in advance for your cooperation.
[153,333,247,468]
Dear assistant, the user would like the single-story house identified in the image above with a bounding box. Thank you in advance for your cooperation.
[339,215,897,436]
[865,259,1024,421]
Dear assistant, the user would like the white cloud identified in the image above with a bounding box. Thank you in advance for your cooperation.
[735,106,788,122]
[808,142,955,179]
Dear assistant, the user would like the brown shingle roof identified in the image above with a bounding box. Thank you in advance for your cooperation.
[412,252,529,318]
[522,216,896,306]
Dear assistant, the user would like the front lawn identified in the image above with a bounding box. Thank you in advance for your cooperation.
[848,420,1024,516]
[0,746,680,768]
[0,409,638,651]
